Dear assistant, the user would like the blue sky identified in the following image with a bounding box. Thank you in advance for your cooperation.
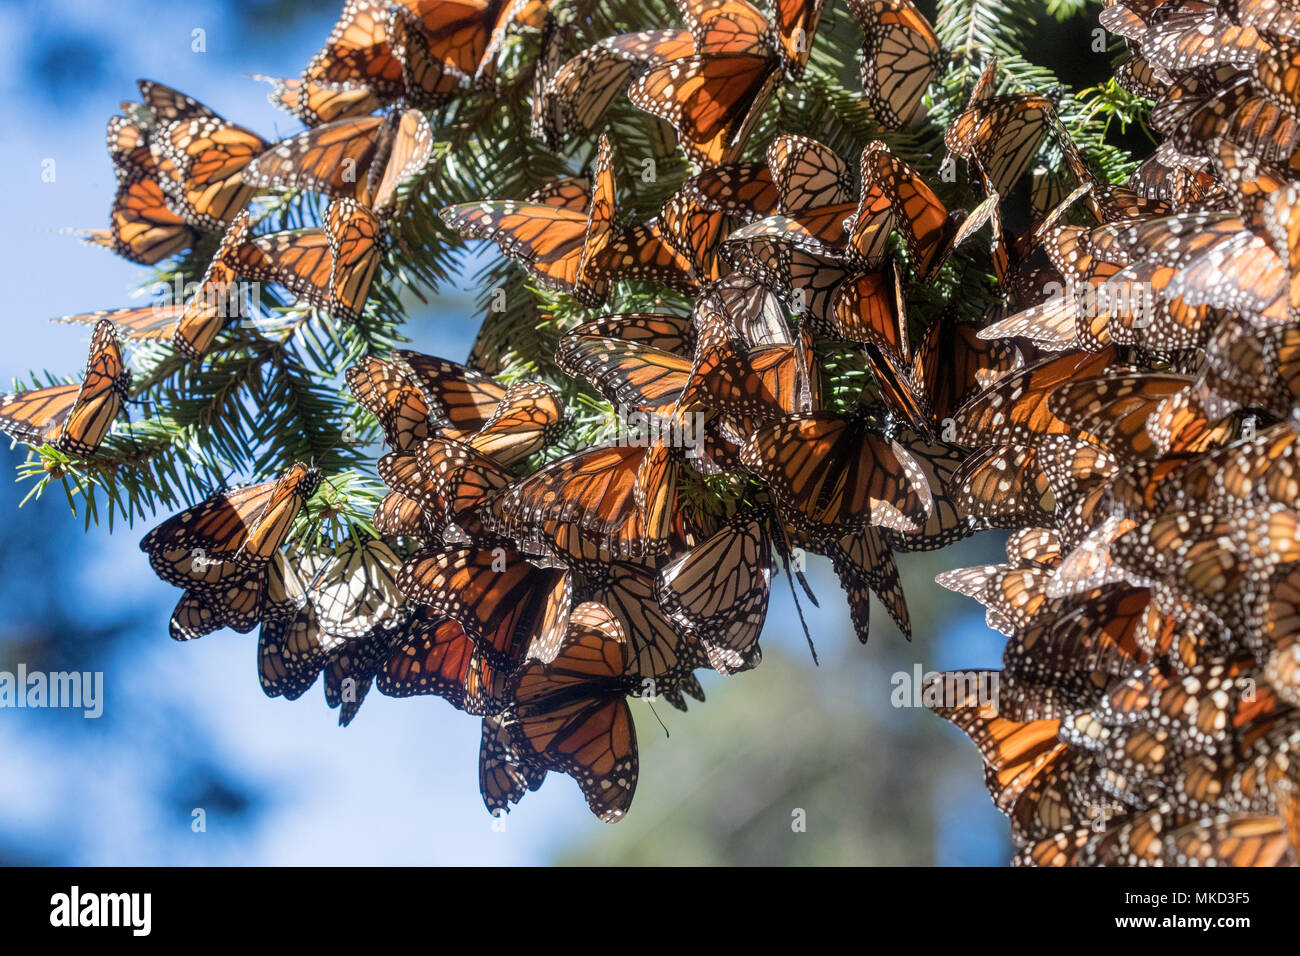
[0,0,1011,865]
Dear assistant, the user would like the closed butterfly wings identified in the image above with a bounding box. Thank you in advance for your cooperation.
[0,319,131,458]
[504,601,639,822]
[628,0,781,166]
[243,108,431,217]
[220,199,383,324]
[139,80,269,232]
[140,463,322,641]
[848,0,944,129]
[440,135,618,306]
[82,112,198,265]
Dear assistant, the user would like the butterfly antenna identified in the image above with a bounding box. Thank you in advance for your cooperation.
[782,557,818,666]
[647,700,670,739]
[122,416,143,460]
[310,420,364,499]
[769,514,819,664]
[771,509,819,608]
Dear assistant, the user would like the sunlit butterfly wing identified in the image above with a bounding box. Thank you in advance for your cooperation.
[0,319,130,457]
[505,601,638,822]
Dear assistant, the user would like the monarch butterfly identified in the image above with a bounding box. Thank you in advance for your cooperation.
[545,29,695,137]
[300,0,411,99]
[322,626,392,726]
[530,14,566,149]
[569,312,695,355]
[1265,566,1300,708]
[393,352,515,434]
[738,409,933,541]
[106,113,154,184]
[657,189,736,281]
[0,319,131,458]
[925,669,1070,819]
[1102,655,1282,751]
[398,546,572,668]
[655,509,772,674]
[1044,372,1194,460]
[137,80,269,232]
[773,0,826,78]
[379,435,514,537]
[951,444,1056,530]
[379,611,508,715]
[440,135,617,306]
[476,382,568,465]
[478,713,548,815]
[373,489,430,537]
[347,356,432,451]
[139,462,321,591]
[81,171,198,266]
[556,335,693,420]
[377,443,453,536]
[1161,813,1294,866]
[489,443,683,560]
[384,352,565,463]
[951,349,1116,448]
[307,536,409,641]
[679,162,781,223]
[695,273,791,347]
[326,198,384,322]
[535,171,609,212]
[1011,587,1148,687]
[223,199,381,323]
[1115,507,1297,629]
[683,334,819,446]
[258,604,330,701]
[945,94,1052,198]
[721,220,853,326]
[253,74,380,127]
[847,0,944,128]
[594,217,702,294]
[917,312,1023,424]
[768,134,854,213]
[142,464,321,641]
[53,303,184,343]
[243,108,431,216]
[168,211,252,359]
[1142,9,1271,73]
[860,142,960,282]
[277,538,410,726]
[504,601,638,823]
[792,523,908,643]
[829,267,935,433]
[878,433,979,552]
[168,583,268,642]
[627,0,781,166]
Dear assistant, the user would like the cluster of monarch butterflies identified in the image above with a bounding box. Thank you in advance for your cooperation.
[8,0,1300,852]
[923,0,1300,865]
